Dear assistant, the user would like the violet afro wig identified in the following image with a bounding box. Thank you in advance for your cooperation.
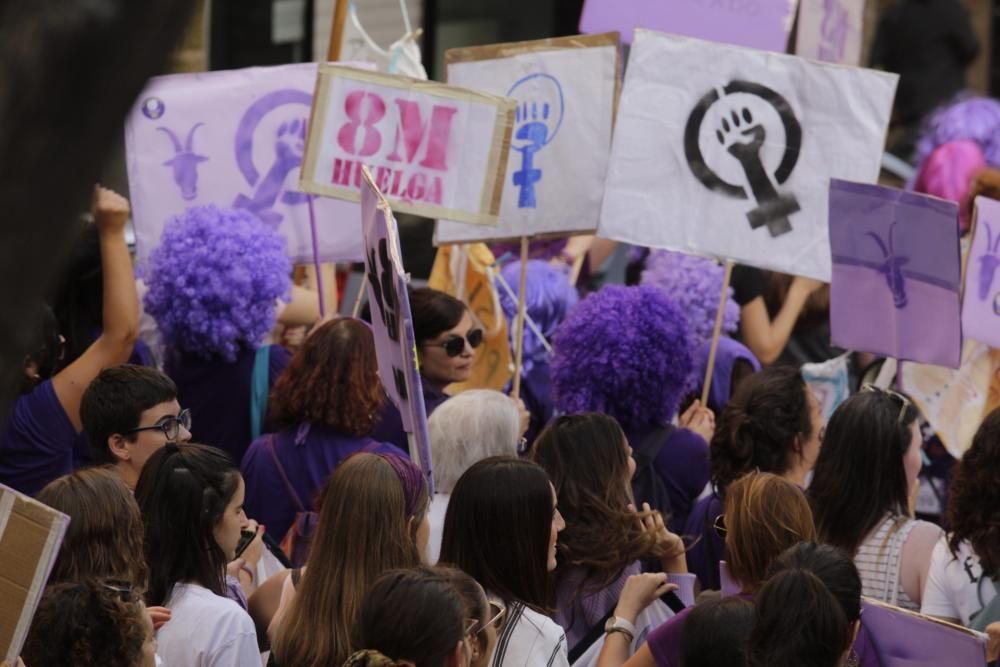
[142,205,291,361]
[640,250,739,368]
[498,260,579,375]
[551,285,692,431]
[915,96,1000,169]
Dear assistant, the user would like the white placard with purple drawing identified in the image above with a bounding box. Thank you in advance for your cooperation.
[795,0,865,65]
[597,30,897,281]
[125,63,366,264]
[435,37,619,243]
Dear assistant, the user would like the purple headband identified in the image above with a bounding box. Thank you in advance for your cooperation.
[374,452,426,518]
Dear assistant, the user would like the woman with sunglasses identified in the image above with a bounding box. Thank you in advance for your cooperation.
[372,287,485,454]
[135,442,261,666]
[440,456,568,667]
[241,318,406,548]
[809,387,942,611]
[597,472,818,667]
[344,567,479,667]
[268,452,430,667]
[0,186,139,497]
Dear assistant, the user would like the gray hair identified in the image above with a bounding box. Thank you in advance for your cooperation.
[429,389,521,493]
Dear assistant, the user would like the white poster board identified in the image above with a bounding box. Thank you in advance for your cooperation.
[597,30,897,281]
[301,65,515,225]
[435,33,620,244]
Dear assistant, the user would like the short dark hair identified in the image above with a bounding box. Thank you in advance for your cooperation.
[351,567,466,667]
[679,597,755,667]
[409,287,467,347]
[440,456,555,613]
[748,542,861,667]
[22,578,148,667]
[81,364,178,464]
[710,366,812,492]
[809,390,919,554]
[134,443,240,605]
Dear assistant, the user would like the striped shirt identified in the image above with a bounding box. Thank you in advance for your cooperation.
[490,600,569,667]
[855,513,919,611]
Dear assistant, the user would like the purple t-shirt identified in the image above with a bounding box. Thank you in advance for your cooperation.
[241,423,406,541]
[369,378,448,456]
[166,345,291,465]
[556,562,641,650]
[0,380,78,496]
[626,425,710,534]
[684,493,726,591]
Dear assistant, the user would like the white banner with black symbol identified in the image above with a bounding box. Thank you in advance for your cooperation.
[597,30,898,281]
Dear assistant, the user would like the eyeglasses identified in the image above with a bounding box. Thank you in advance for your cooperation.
[860,385,912,423]
[102,579,135,603]
[429,328,484,357]
[713,514,727,539]
[467,599,506,637]
[127,409,192,441]
[517,437,529,456]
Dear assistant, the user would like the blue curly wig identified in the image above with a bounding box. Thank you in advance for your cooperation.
[141,205,291,362]
[498,260,579,375]
[551,285,692,431]
[640,250,739,377]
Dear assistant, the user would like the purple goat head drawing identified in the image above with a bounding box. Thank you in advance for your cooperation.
[157,123,208,200]
[977,221,1000,302]
[868,221,910,309]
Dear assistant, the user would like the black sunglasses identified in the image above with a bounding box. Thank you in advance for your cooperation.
[429,328,484,357]
[127,409,192,441]
[102,579,135,603]
[860,385,912,423]
[713,514,727,539]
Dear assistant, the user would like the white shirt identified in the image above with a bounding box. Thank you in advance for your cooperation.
[427,492,450,564]
[156,582,261,667]
[491,601,569,667]
[921,537,997,626]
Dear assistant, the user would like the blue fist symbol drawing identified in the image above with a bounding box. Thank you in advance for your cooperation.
[508,73,564,209]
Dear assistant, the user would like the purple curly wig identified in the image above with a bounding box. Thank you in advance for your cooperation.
[498,260,579,375]
[141,205,291,361]
[640,250,739,370]
[551,285,692,431]
[915,96,1000,169]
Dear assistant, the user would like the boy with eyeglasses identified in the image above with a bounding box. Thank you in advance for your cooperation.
[82,364,192,490]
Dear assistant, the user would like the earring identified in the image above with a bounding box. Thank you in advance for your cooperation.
[845,649,860,667]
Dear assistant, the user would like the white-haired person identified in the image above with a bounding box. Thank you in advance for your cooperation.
[427,389,524,563]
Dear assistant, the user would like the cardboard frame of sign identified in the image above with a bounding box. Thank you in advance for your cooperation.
[433,32,623,245]
[359,165,434,491]
[0,485,69,664]
[597,29,898,282]
[301,65,516,226]
[125,62,369,266]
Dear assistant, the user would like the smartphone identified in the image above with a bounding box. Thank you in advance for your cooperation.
[234,528,257,559]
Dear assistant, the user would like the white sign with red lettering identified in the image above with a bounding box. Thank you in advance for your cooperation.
[300,65,516,225]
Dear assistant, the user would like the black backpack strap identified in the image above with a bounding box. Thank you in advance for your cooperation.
[568,607,617,664]
[266,434,308,513]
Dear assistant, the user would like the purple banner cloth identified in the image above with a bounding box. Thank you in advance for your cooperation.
[579,0,795,49]
[860,599,987,666]
[829,179,962,368]
[125,63,365,265]
[361,168,434,493]
[963,196,1000,347]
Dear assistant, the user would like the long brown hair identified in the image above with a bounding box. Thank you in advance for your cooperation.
[532,414,657,593]
[271,453,427,667]
[725,472,816,592]
[36,467,148,591]
[268,318,385,435]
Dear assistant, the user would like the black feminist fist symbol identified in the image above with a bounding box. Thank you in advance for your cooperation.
[366,238,400,343]
[684,81,803,237]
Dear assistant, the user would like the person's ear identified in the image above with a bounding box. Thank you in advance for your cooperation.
[448,639,468,667]
[22,356,39,380]
[108,433,131,462]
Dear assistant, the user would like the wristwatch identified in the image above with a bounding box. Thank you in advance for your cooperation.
[604,616,637,643]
